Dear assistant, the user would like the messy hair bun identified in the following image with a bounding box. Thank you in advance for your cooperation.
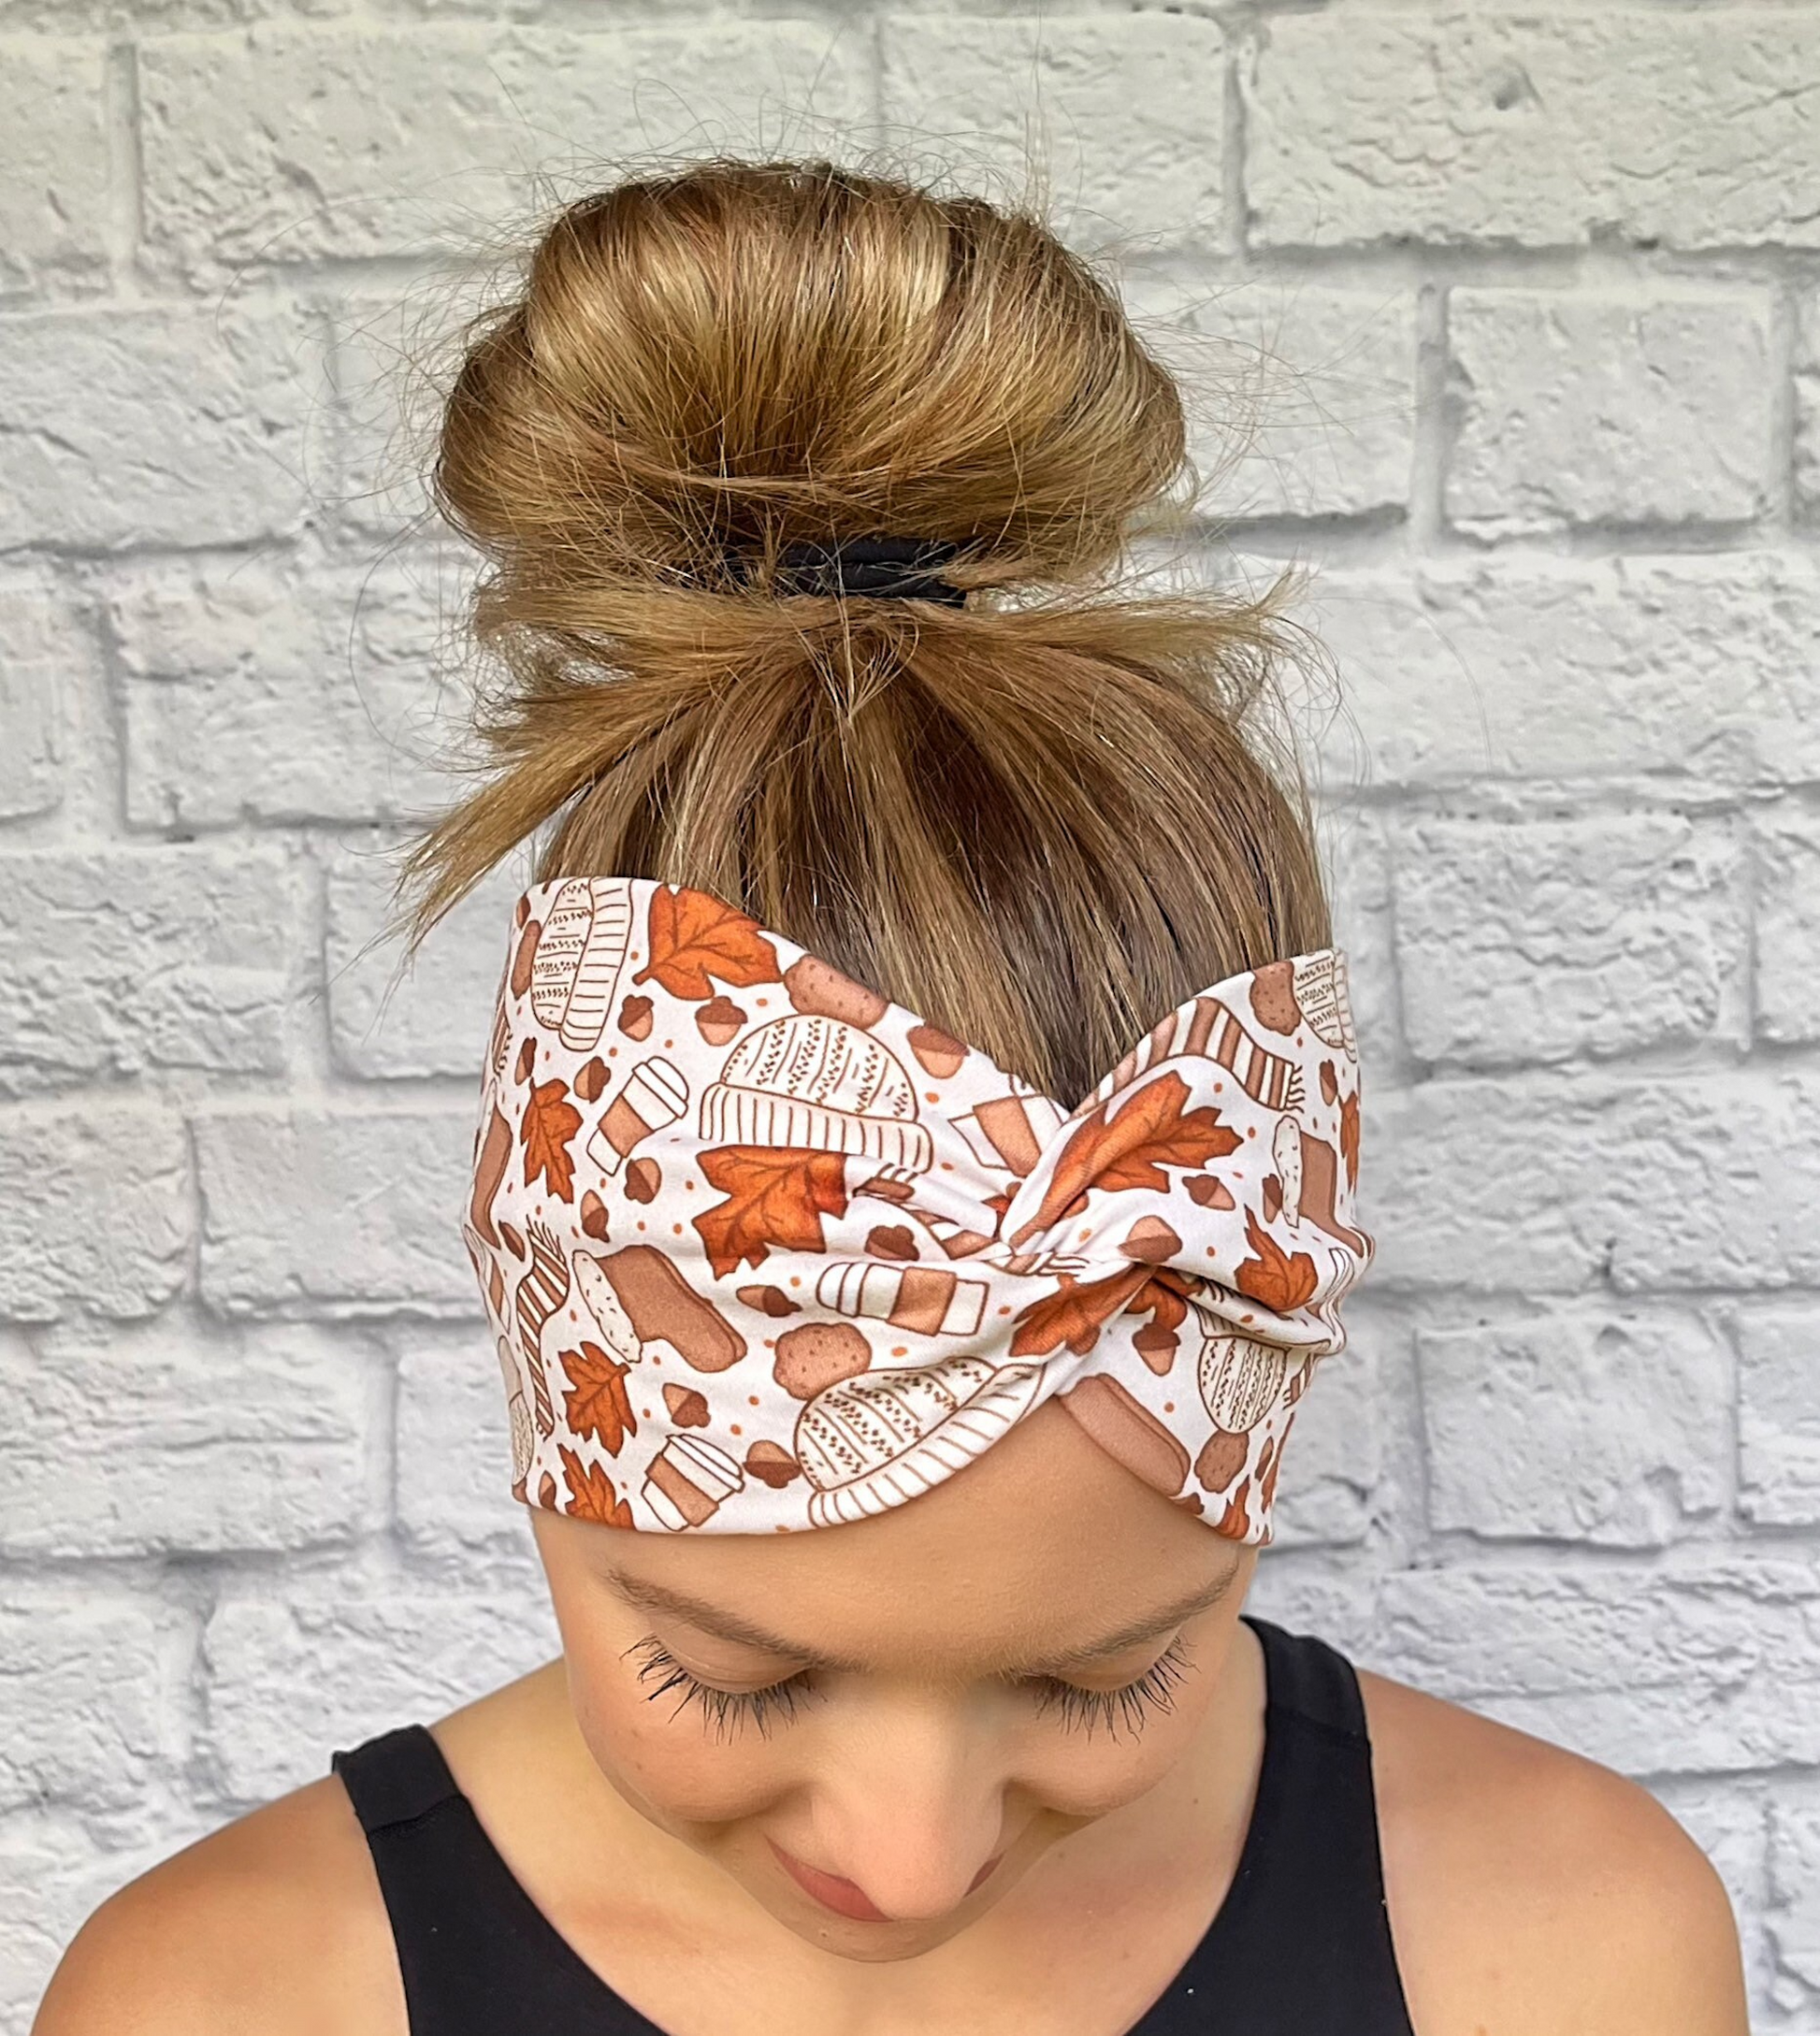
[402,158,1332,1106]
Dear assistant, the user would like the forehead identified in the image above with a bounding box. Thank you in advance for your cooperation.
[555,1400,1242,1670]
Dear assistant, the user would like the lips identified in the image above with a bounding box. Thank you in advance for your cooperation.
[767,1838,1003,1923]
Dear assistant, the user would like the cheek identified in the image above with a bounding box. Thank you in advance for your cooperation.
[1016,1702,1209,1819]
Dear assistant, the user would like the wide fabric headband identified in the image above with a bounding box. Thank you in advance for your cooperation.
[462,876,1374,1543]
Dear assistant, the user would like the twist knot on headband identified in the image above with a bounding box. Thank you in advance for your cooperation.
[464,876,1374,1542]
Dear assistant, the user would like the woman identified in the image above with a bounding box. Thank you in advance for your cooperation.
[36,161,1748,2036]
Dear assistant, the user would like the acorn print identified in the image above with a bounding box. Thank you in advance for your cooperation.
[697,995,745,1046]
[462,874,1376,1548]
[662,1383,711,1427]
[908,1022,966,1077]
[744,1439,801,1488]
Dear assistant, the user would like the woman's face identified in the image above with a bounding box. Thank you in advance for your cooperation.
[531,1399,1255,1962]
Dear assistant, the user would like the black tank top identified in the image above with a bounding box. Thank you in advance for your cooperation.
[331,1616,1416,2035]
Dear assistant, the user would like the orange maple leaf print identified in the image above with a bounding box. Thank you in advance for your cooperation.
[1010,1261,1161,1358]
[558,1445,635,1529]
[633,888,781,1001]
[521,1076,582,1202]
[558,1342,638,1456]
[1234,1206,1320,1314]
[1008,1071,1241,1248]
[1337,1090,1361,1188]
[694,1147,851,1278]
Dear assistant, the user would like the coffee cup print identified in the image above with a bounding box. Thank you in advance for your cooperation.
[643,1435,746,1530]
[530,878,637,1053]
[585,1056,690,1177]
[1197,1330,1289,1436]
[794,1355,1046,1526]
[816,1260,989,1338]
[950,1086,1068,1177]
[700,1015,932,1170]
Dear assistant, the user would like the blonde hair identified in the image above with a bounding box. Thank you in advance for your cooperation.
[400,157,1332,1106]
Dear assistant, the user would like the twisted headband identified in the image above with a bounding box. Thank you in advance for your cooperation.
[463,877,1373,1542]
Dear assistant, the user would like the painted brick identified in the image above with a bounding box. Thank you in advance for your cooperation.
[1128,282,1418,520]
[1446,291,1772,532]
[1419,1308,1731,1545]
[1373,1563,1820,1775]
[393,1320,538,1553]
[1393,814,1744,1067]
[882,13,1227,252]
[1,1316,371,1556]
[1769,1785,1820,1998]
[1739,1305,1820,1528]
[194,1105,476,1314]
[139,23,873,274]
[109,559,455,828]
[200,1582,558,1803]
[0,846,293,1096]
[0,1103,188,1320]
[1266,1320,1381,1549]
[325,845,526,1079]
[0,1586,169,1816]
[1247,12,1820,252]
[320,293,434,540]
[0,41,110,296]
[1303,555,1820,788]
[1755,807,1820,1047]
[0,306,311,551]
[1798,290,1820,525]
[2,13,1814,2029]
[1371,1071,1820,1296]
[0,585,69,820]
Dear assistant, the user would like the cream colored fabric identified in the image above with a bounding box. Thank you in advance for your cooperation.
[463,876,1374,1541]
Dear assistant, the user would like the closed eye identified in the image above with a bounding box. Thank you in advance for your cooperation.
[622,1635,1193,1742]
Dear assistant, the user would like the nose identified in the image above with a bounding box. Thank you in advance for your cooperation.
[804,1705,1009,1921]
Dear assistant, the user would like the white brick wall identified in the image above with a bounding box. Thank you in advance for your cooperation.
[1,6,1816,2029]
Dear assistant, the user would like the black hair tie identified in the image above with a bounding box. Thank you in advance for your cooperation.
[773,537,967,608]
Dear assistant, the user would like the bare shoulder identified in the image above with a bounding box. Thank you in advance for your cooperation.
[32,1771,401,2036]
[1360,1668,1749,2036]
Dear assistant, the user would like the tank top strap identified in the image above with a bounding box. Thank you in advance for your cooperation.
[333,1725,464,1834]
[332,1725,657,2035]
[1135,1616,1417,2035]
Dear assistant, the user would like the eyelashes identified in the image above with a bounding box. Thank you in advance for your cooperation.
[624,1635,1193,1744]
[627,1636,811,1740]
[1033,1638,1192,1738]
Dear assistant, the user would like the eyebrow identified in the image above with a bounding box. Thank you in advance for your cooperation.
[599,1565,1241,1677]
